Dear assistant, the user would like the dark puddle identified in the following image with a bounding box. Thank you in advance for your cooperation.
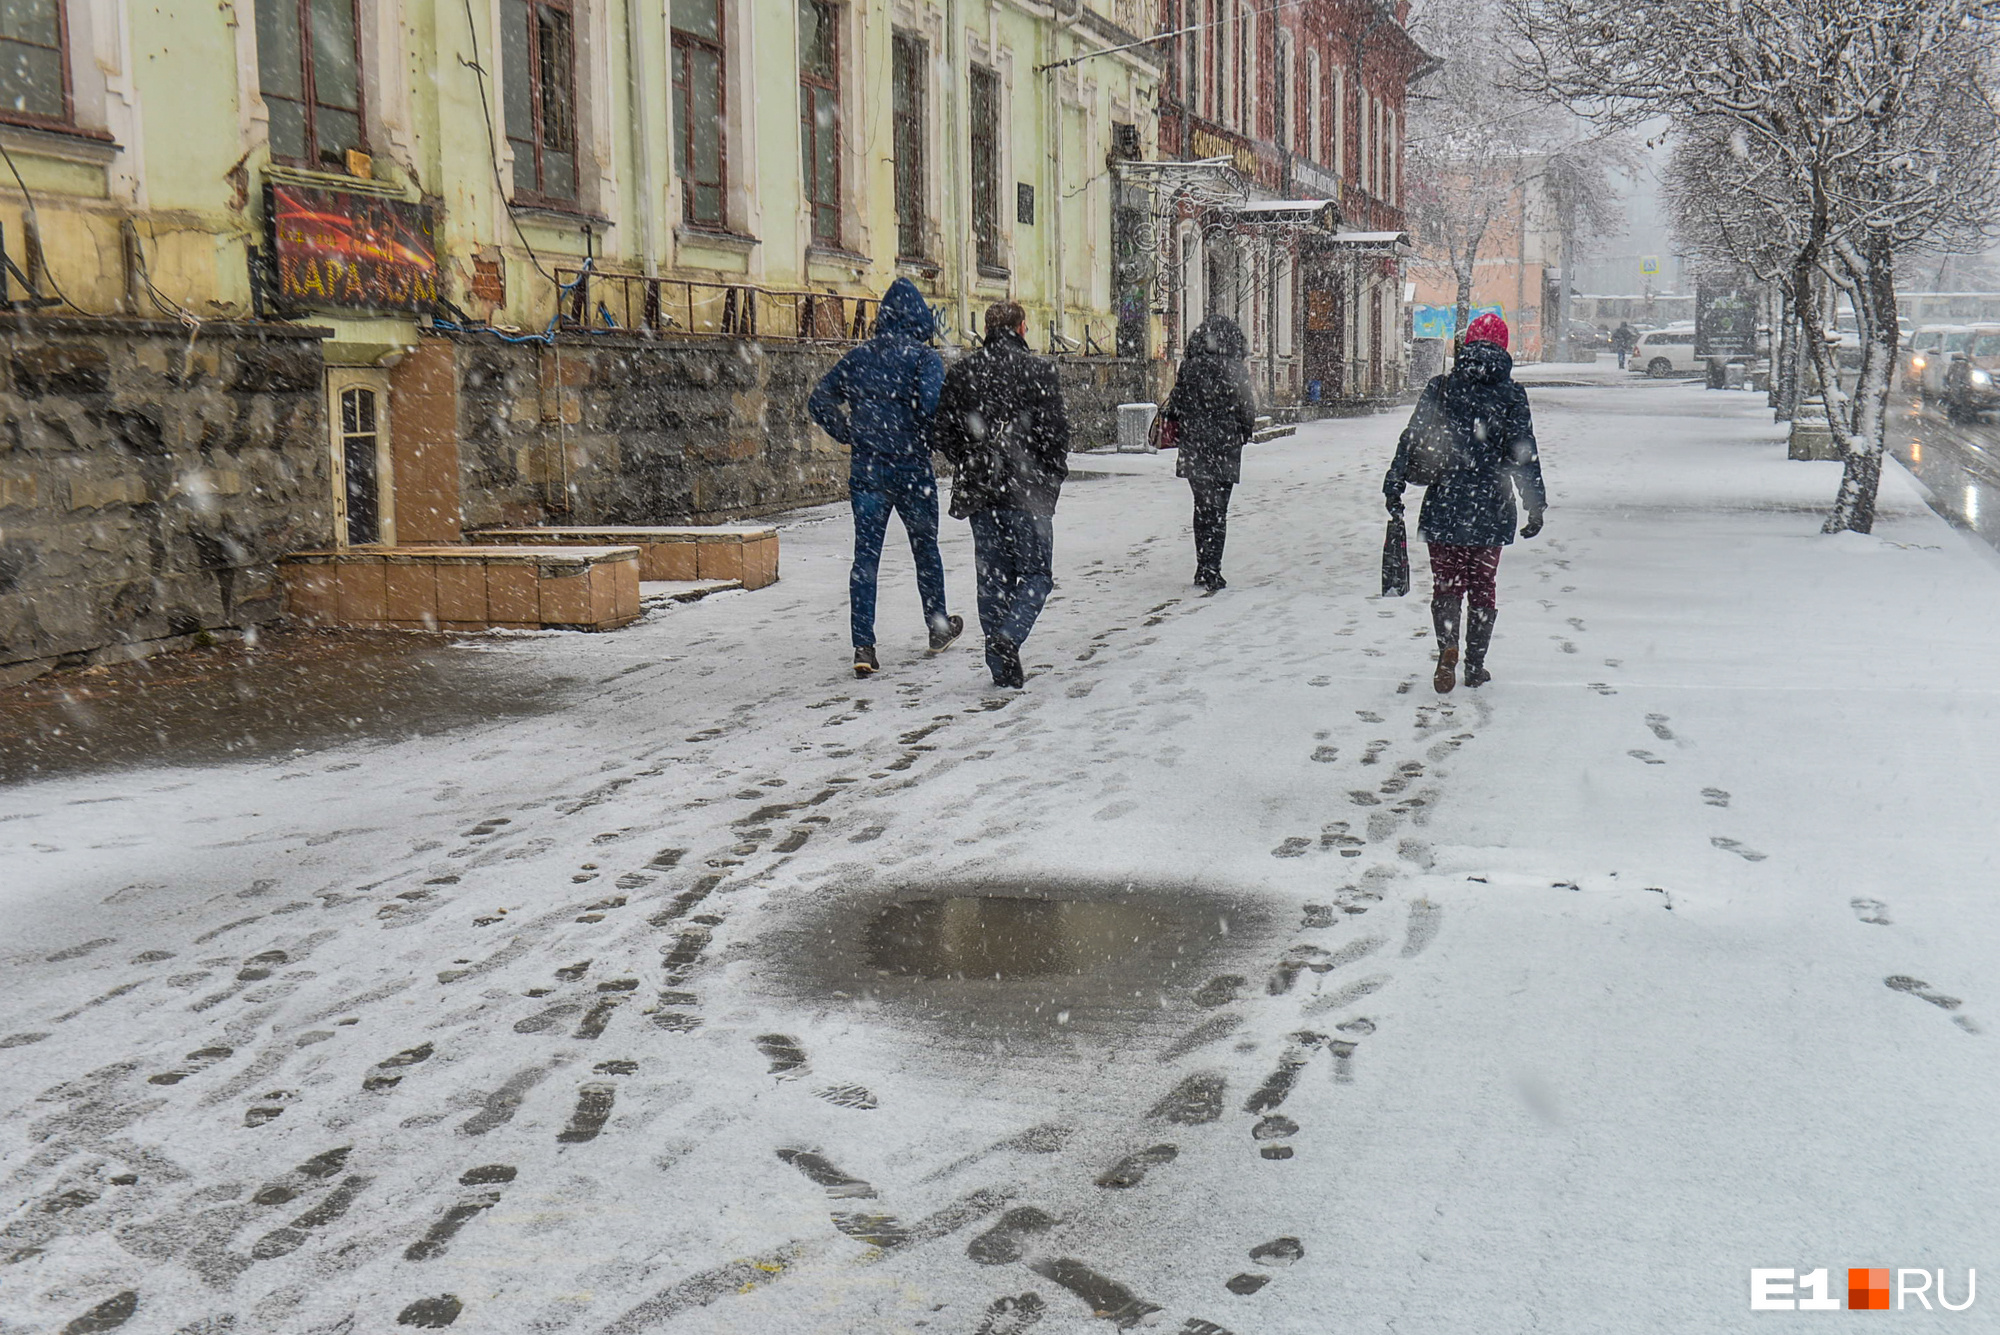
[865,897,1186,980]
[778,879,1272,1040]
[0,629,572,783]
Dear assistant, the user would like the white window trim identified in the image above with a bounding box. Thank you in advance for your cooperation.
[1306,49,1320,166]
[1332,66,1344,181]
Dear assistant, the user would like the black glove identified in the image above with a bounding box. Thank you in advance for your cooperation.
[1520,511,1545,539]
[1385,493,1405,516]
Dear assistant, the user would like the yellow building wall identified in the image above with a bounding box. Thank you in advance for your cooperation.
[2,0,1158,361]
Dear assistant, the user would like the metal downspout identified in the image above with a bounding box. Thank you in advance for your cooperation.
[947,0,970,344]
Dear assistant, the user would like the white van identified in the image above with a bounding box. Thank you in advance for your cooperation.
[1909,325,1972,400]
[1629,325,1702,377]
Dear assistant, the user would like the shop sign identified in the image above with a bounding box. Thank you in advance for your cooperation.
[266,182,440,315]
[1190,127,1260,181]
[1288,159,1342,203]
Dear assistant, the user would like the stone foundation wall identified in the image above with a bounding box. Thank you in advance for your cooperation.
[442,336,1169,530]
[0,317,330,681]
[446,334,851,529]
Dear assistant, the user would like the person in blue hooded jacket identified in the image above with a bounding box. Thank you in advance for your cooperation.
[809,277,963,678]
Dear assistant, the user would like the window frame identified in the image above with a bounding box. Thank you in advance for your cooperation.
[0,0,71,130]
[671,0,728,230]
[969,62,1003,274]
[890,29,926,261]
[505,0,580,206]
[798,0,841,249]
[256,0,368,169]
[1272,30,1288,152]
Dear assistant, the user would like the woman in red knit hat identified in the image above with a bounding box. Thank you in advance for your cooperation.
[1382,313,1547,692]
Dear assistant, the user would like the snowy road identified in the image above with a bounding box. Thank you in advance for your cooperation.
[4,384,1998,1333]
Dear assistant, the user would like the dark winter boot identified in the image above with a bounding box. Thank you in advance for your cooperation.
[1464,607,1496,688]
[929,614,965,653]
[988,635,1025,689]
[853,645,879,678]
[1431,595,1463,694]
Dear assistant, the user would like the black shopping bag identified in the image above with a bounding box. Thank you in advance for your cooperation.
[1381,515,1410,597]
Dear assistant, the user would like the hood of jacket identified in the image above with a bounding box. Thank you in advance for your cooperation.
[1454,339,1514,386]
[873,276,936,342]
[1188,316,1248,361]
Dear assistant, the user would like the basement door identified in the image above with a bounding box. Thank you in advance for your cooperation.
[327,368,395,548]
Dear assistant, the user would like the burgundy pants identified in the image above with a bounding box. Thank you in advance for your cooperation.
[1428,543,1502,609]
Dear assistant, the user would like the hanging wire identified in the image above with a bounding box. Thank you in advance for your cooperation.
[0,135,87,314]
[458,0,559,289]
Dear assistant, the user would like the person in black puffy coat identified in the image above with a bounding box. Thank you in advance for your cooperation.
[932,301,1071,688]
[1162,316,1258,591]
[1383,313,1547,693]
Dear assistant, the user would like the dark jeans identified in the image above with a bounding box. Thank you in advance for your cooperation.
[851,476,948,648]
[967,508,1055,676]
[1189,479,1233,577]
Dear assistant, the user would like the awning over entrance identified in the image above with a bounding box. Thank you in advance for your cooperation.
[1221,199,1340,232]
[1330,230,1412,248]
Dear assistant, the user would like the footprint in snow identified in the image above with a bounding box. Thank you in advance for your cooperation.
[1709,836,1767,862]
[1850,898,1891,926]
[1701,788,1730,807]
[1627,750,1666,765]
[1645,713,1675,740]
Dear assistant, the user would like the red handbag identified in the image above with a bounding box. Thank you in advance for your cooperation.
[1149,415,1178,450]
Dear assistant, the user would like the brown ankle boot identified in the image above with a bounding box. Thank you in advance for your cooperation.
[1433,644,1459,694]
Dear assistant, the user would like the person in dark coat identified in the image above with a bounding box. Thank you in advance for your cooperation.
[1161,316,1258,591]
[809,276,963,678]
[1383,312,1546,693]
[1611,321,1637,369]
[932,300,1071,688]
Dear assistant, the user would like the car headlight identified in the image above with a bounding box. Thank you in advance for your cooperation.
[1911,355,1926,370]
[1972,368,1992,387]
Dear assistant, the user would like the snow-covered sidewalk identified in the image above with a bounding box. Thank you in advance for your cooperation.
[2,382,1996,1333]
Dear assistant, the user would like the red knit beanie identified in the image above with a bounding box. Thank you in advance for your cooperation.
[1466,312,1509,349]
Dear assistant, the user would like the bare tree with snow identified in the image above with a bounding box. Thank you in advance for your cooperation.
[1405,0,1628,349]
[1510,0,2000,534]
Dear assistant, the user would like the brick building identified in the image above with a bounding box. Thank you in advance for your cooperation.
[1152,0,1431,407]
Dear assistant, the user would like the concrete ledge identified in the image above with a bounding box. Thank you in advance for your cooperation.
[281,545,642,631]
[471,525,780,589]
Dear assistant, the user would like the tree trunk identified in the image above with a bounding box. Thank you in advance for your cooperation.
[1772,287,1797,419]
[1823,237,1898,536]
[1453,268,1475,349]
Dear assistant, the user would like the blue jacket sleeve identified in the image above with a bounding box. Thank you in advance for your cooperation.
[808,358,851,445]
[916,349,944,420]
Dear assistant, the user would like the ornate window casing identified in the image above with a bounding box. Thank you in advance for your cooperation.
[890,29,925,261]
[671,0,726,229]
[797,0,839,249]
[969,61,1001,274]
[501,0,578,204]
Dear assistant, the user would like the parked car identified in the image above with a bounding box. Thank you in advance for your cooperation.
[1629,325,1702,377]
[1941,324,2000,421]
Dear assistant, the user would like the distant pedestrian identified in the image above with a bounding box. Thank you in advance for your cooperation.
[933,301,1071,688]
[1611,321,1637,370]
[809,276,964,678]
[1161,316,1258,592]
[1384,312,1546,693]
